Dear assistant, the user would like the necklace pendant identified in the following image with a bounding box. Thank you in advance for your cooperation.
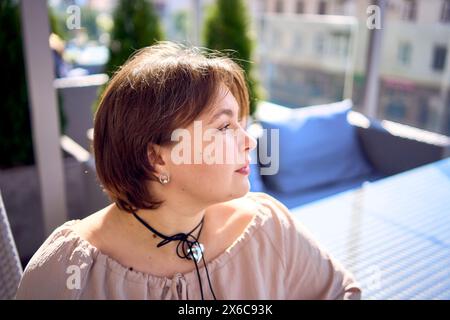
[187,243,204,263]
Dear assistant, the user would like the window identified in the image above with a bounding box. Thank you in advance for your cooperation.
[331,32,349,59]
[293,33,302,52]
[398,42,412,65]
[271,28,281,47]
[418,97,429,127]
[281,32,291,50]
[318,1,327,15]
[441,0,450,23]
[402,0,417,21]
[386,99,407,121]
[315,35,325,55]
[275,0,283,13]
[432,45,447,71]
[296,1,304,14]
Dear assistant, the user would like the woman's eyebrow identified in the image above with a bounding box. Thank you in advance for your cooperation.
[207,108,235,125]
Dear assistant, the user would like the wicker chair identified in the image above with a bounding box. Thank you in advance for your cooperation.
[0,191,23,299]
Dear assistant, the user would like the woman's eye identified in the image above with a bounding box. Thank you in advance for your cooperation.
[218,124,231,132]
[218,119,245,132]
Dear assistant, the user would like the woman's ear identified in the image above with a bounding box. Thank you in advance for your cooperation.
[147,144,167,171]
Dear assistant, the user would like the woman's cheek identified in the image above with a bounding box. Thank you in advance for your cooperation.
[181,129,238,165]
[200,133,228,165]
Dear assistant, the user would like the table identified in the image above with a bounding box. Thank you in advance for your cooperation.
[291,157,450,299]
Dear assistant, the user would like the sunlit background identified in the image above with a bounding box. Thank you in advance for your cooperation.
[1,0,450,300]
[46,0,450,135]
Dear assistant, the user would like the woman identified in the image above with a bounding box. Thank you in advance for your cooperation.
[16,41,361,300]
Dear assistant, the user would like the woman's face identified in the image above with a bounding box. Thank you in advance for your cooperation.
[157,86,257,204]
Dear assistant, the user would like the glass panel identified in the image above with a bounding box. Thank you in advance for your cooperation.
[378,0,450,135]
[254,11,360,108]
[252,1,450,136]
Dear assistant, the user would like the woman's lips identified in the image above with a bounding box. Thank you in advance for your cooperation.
[235,164,250,175]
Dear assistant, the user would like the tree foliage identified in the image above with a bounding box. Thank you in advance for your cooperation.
[203,0,262,116]
[105,0,164,76]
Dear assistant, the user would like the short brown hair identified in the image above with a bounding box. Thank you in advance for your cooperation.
[93,41,250,213]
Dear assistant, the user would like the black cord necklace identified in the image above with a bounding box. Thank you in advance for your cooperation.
[131,210,217,300]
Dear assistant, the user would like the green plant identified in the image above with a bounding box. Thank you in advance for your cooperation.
[0,0,66,168]
[80,5,100,40]
[203,0,263,116]
[0,0,33,168]
[48,6,68,41]
[93,0,164,113]
[173,10,189,40]
[105,0,164,76]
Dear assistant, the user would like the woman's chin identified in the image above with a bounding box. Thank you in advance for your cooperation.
[234,179,251,195]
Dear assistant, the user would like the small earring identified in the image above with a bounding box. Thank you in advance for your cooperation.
[159,173,170,184]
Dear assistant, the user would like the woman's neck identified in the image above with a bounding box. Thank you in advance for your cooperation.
[131,205,207,238]
[111,202,217,257]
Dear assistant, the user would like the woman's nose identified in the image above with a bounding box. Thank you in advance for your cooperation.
[239,126,257,153]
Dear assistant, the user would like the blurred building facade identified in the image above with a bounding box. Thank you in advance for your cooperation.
[47,0,450,135]
[248,0,450,136]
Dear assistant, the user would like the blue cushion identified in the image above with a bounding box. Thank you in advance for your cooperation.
[248,144,266,192]
[249,163,266,192]
[256,99,373,194]
[265,171,385,209]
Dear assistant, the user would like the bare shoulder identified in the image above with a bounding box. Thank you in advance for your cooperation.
[207,193,260,237]
[67,204,115,249]
[67,193,261,251]
[227,192,273,219]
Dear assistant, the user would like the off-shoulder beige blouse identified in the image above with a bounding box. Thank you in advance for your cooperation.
[15,192,361,300]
